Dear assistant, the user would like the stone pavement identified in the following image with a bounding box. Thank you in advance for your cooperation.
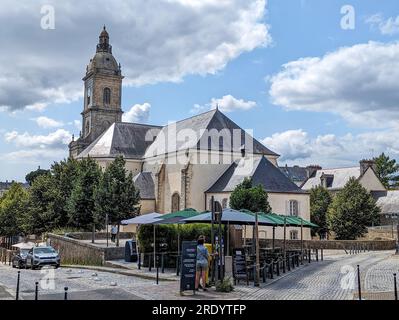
[235,250,396,300]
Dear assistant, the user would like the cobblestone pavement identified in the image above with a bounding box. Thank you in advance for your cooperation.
[235,251,396,300]
[0,264,235,300]
[1,251,396,300]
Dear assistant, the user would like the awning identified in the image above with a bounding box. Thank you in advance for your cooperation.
[121,212,162,225]
[183,208,277,226]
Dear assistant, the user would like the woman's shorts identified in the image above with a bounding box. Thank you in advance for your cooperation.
[196,262,208,272]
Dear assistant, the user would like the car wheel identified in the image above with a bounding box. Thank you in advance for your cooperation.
[55,264,60,269]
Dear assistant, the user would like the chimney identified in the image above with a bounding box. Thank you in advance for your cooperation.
[306,165,322,178]
[360,159,376,176]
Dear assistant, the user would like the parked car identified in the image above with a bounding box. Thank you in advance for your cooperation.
[12,248,30,269]
[25,246,60,269]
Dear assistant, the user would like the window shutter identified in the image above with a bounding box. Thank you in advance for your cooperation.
[285,200,289,215]
[297,201,301,217]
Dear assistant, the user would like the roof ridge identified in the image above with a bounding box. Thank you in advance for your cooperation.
[117,121,162,128]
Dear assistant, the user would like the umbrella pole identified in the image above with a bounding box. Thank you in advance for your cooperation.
[153,224,156,269]
[283,217,287,269]
[272,226,275,251]
[301,220,304,262]
[254,212,260,287]
[211,196,215,283]
[227,221,230,256]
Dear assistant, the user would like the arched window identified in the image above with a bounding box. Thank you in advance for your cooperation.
[85,120,90,136]
[86,86,92,106]
[289,200,299,216]
[171,192,180,212]
[103,87,111,105]
[222,198,228,209]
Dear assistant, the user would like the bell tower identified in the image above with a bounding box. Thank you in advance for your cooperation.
[69,26,124,158]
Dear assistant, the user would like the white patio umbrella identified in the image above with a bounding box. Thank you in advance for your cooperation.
[121,212,162,225]
[12,242,36,249]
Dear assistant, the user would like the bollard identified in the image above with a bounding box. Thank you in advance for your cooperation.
[16,271,21,301]
[161,253,165,274]
[316,249,319,262]
[321,248,324,261]
[276,261,280,277]
[357,265,362,300]
[394,274,398,301]
[296,254,299,267]
[282,258,286,273]
[35,282,39,300]
[156,261,159,285]
[308,250,311,263]
[269,264,274,279]
[138,251,141,270]
[176,255,180,276]
[287,255,291,271]
[148,255,152,272]
[64,287,68,300]
[262,266,266,283]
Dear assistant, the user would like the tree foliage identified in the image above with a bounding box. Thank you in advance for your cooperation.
[229,178,272,213]
[25,167,50,186]
[66,157,102,231]
[310,186,332,238]
[23,174,64,235]
[327,178,380,240]
[0,183,28,236]
[95,156,140,226]
[374,153,399,189]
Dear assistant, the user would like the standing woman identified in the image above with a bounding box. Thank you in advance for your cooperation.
[195,235,209,291]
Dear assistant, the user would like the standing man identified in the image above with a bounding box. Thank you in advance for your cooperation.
[111,225,117,243]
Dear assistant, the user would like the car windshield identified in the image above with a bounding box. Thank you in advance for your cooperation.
[34,247,56,254]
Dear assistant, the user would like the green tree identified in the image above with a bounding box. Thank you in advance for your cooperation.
[23,175,63,235]
[0,183,28,236]
[230,178,272,213]
[66,157,102,232]
[25,167,50,186]
[327,178,380,240]
[51,158,80,227]
[95,156,140,246]
[374,153,399,189]
[310,186,332,239]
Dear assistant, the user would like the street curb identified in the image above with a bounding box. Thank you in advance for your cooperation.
[62,264,178,282]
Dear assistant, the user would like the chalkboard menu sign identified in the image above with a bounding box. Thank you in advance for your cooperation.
[180,241,197,293]
[233,248,248,284]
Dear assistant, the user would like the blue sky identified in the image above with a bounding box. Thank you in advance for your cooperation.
[1,0,399,181]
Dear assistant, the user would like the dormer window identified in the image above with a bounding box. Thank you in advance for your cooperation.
[103,88,111,105]
[321,174,334,188]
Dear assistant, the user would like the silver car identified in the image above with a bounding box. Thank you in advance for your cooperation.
[25,246,60,269]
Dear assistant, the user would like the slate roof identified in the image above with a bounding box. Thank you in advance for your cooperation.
[279,166,310,185]
[78,122,161,159]
[302,167,361,190]
[206,156,306,194]
[144,109,278,158]
[133,172,155,200]
[376,191,399,214]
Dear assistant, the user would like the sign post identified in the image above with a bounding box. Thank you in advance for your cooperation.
[180,241,197,295]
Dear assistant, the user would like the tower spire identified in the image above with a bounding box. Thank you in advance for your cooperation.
[97,25,112,53]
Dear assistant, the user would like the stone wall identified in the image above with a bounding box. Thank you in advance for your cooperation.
[62,232,134,241]
[47,233,125,266]
[256,239,396,251]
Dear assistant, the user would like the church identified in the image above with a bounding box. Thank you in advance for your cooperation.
[69,27,311,240]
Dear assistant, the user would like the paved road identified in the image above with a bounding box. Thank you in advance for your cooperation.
[235,250,397,300]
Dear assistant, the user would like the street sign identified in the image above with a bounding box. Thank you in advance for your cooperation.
[180,241,197,293]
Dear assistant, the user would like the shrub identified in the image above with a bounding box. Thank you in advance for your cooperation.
[215,277,234,292]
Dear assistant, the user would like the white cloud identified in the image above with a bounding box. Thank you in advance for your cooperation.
[3,149,67,162]
[366,14,399,35]
[32,116,64,128]
[0,0,271,112]
[269,42,399,128]
[211,95,257,112]
[122,103,151,123]
[263,128,399,167]
[4,129,72,149]
[191,94,257,113]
